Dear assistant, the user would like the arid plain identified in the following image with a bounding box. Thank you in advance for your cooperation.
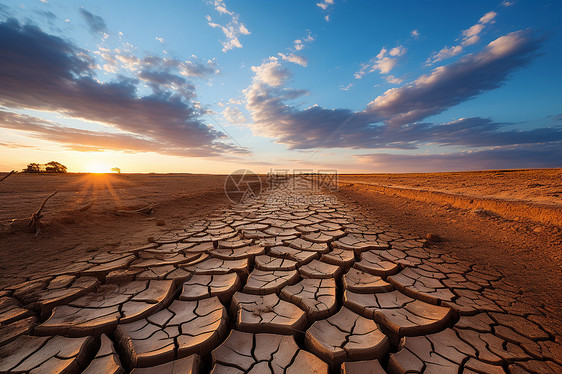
[1,170,560,311]
[0,173,230,288]
[0,169,561,372]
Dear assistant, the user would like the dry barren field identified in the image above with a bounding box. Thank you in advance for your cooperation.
[341,169,562,206]
[0,170,561,373]
[0,173,231,287]
[340,169,562,227]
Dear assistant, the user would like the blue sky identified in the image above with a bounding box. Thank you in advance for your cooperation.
[0,0,560,173]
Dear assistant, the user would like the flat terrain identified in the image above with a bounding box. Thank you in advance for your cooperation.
[0,170,560,296]
[0,173,231,288]
[340,169,562,206]
[0,174,560,373]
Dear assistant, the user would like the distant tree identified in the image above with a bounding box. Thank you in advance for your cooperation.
[45,161,67,173]
[24,163,42,173]
[111,167,121,173]
[23,161,67,173]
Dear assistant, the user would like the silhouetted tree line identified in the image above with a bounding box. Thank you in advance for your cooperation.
[23,161,68,173]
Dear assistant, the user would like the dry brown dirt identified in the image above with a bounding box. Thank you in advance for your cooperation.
[1,170,560,324]
[337,169,562,326]
[0,173,232,288]
[340,169,562,206]
[1,169,562,372]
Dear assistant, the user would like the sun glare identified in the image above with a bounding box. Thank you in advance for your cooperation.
[87,162,111,174]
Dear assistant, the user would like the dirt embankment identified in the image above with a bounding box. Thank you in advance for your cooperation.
[0,173,231,288]
[340,169,562,227]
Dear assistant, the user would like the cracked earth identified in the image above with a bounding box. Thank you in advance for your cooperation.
[0,178,561,373]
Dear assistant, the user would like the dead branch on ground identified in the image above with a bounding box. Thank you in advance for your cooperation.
[1,195,94,235]
[64,201,94,213]
[28,191,58,236]
[78,201,93,211]
[0,170,14,183]
[116,203,159,216]
[58,201,94,217]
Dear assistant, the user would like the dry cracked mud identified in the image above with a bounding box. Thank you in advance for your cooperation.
[0,177,560,373]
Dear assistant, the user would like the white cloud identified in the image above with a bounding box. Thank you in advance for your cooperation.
[427,45,463,63]
[239,30,543,152]
[427,10,497,65]
[250,58,291,87]
[376,57,398,74]
[340,83,353,91]
[411,29,420,38]
[228,98,244,105]
[278,52,308,67]
[222,106,247,125]
[462,35,480,47]
[385,75,402,84]
[355,45,406,78]
[293,31,314,51]
[114,53,140,71]
[213,2,232,15]
[463,23,484,40]
[103,64,118,73]
[155,36,165,44]
[303,33,314,42]
[389,46,406,57]
[0,21,249,158]
[316,0,334,10]
[239,24,249,34]
[369,30,538,126]
[502,1,514,7]
[317,0,335,21]
[274,31,314,67]
[95,48,219,83]
[206,0,251,52]
[354,66,366,79]
[479,11,497,24]
[461,11,495,45]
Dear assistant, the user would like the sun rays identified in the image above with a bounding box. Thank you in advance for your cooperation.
[67,172,131,210]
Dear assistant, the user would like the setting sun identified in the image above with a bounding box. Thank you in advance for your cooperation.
[87,162,111,174]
